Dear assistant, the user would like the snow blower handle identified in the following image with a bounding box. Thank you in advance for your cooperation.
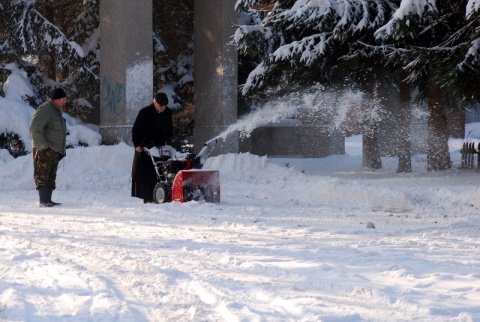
[193,138,218,169]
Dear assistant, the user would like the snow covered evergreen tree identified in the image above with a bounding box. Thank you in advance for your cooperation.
[0,0,194,130]
[375,0,479,171]
[153,0,194,143]
[0,0,98,119]
[448,0,480,103]
[235,0,480,172]
[234,0,397,94]
[234,0,398,169]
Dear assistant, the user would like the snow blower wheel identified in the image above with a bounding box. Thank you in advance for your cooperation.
[153,182,170,204]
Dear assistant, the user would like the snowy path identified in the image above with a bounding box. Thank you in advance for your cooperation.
[1,142,480,321]
[1,189,479,321]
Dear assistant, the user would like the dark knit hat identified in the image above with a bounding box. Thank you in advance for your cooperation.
[50,88,67,100]
[154,92,168,106]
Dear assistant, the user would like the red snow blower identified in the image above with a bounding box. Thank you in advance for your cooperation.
[144,139,220,203]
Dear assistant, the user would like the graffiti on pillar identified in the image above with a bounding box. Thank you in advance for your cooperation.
[102,76,125,115]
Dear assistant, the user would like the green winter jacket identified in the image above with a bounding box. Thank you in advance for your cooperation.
[29,100,67,157]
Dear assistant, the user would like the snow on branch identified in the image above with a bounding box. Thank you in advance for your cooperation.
[236,0,400,93]
[375,0,437,40]
[458,38,480,71]
[234,25,273,45]
[242,61,267,95]
[272,33,330,65]
[467,0,480,18]
[12,1,84,66]
[270,0,337,31]
[235,0,269,11]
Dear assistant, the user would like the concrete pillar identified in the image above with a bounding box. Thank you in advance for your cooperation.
[99,0,153,144]
[194,0,238,154]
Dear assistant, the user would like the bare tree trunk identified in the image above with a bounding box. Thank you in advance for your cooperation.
[396,72,412,173]
[427,85,451,171]
[362,71,382,169]
[363,133,382,169]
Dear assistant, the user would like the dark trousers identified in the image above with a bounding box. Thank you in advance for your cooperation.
[33,148,60,190]
[131,151,157,202]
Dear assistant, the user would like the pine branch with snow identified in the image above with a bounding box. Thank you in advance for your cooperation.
[235,0,398,94]
[8,1,85,69]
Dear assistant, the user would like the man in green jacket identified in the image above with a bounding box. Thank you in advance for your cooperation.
[29,88,68,207]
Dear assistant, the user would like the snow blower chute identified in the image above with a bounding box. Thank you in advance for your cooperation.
[144,138,220,203]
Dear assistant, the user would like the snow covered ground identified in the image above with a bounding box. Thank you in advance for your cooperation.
[0,135,479,321]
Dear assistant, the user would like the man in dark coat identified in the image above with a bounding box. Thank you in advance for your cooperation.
[131,92,173,203]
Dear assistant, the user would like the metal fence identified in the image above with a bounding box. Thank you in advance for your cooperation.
[461,142,479,169]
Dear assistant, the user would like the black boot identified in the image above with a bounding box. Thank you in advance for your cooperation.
[47,188,62,206]
[38,185,53,207]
